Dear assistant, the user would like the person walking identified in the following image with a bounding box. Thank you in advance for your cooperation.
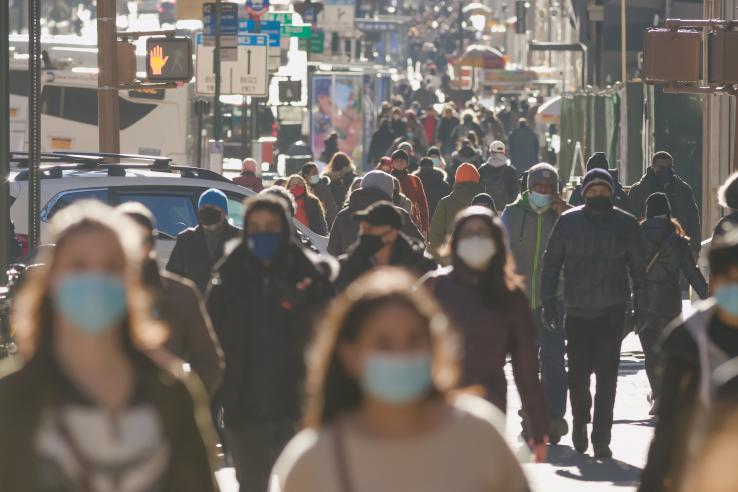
[166,188,241,292]
[391,149,430,237]
[429,163,485,259]
[323,152,358,208]
[319,132,339,164]
[234,158,264,192]
[714,172,738,238]
[413,156,451,220]
[328,171,423,257]
[628,151,701,255]
[568,152,630,212]
[639,230,738,492]
[422,208,548,456]
[437,105,460,156]
[479,141,520,212]
[270,268,533,492]
[336,202,437,289]
[637,192,708,415]
[541,168,647,459]
[502,163,570,443]
[507,118,539,173]
[422,105,440,146]
[300,162,338,228]
[287,175,328,236]
[449,139,483,185]
[118,202,224,397]
[206,194,334,492]
[368,119,397,166]
[1,202,218,491]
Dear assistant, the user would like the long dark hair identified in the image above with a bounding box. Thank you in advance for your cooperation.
[450,207,523,310]
[303,268,458,428]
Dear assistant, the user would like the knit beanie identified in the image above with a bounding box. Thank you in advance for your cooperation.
[586,152,609,171]
[527,163,558,189]
[198,188,228,213]
[418,157,434,168]
[646,192,672,218]
[581,168,613,196]
[361,170,394,199]
[455,163,481,184]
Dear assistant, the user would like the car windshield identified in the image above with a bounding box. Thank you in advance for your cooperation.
[117,192,198,237]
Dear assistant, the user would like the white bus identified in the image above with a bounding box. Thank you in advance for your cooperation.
[9,36,198,163]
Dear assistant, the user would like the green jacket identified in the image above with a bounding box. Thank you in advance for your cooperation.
[429,181,485,257]
[501,191,559,308]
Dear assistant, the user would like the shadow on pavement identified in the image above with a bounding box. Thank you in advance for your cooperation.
[547,445,643,486]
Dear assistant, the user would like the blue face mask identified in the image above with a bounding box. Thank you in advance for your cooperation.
[715,284,738,317]
[247,232,281,261]
[529,191,553,211]
[362,352,433,404]
[54,274,127,335]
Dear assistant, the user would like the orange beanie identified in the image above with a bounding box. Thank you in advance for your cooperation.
[455,163,481,184]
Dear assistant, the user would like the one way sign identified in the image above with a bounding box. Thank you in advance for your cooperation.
[195,33,268,96]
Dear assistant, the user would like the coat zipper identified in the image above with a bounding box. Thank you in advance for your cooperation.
[531,213,543,309]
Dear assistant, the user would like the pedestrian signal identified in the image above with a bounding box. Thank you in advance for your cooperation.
[145,37,194,82]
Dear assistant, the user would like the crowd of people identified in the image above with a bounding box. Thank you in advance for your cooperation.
[5,92,738,491]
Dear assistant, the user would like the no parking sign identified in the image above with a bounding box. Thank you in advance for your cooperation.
[245,0,269,18]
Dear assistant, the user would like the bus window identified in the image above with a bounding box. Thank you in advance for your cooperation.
[62,87,98,125]
[120,97,157,130]
[41,85,62,117]
[9,70,29,96]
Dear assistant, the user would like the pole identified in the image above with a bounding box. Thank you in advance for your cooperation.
[251,18,261,159]
[28,0,41,249]
[97,0,120,153]
[620,0,627,83]
[0,0,9,278]
[458,0,464,52]
[213,0,222,141]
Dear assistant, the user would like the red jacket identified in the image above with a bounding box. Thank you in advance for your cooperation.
[423,115,438,146]
[233,173,264,193]
[392,170,429,237]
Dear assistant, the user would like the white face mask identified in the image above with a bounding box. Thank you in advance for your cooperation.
[457,236,497,271]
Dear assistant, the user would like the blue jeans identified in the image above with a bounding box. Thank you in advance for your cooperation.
[535,306,568,419]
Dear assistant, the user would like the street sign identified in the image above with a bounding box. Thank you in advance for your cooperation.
[322,0,354,32]
[282,24,312,38]
[298,29,325,53]
[196,33,268,96]
[203,2,238,37]
[264,12,293,25]
[240,20,282,47]
[245,0,269,17]
[145,37,193,82]
[294,0,323,24]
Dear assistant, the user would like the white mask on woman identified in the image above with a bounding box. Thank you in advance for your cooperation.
[457,236,497,271]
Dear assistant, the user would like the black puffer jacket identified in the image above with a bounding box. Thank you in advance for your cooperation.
[336,234,437,290]
[641,218,708,319]
[541,206,647,318]
[413,166,451,220]
[714,211,738,239]
[327,187,423,257]
[206,241,333,424]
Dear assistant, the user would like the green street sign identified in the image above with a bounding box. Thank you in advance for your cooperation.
[282,24,312,38]
[298,30,324,53]
[264,12,293,25]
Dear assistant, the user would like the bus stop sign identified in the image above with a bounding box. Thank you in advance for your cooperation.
[145,37,194,82]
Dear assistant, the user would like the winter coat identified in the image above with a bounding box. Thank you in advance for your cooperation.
[422,267,548,443]
[714,211,738,239]
[422,115,439,146]
[428,181,485,256]
[437,116,460,154]
[449,147,483,186]
[479,157,520,211]
[295,195,328,236]
[541,206,647,318]
[501,192,559,308]
[324,167,357,208]
[368,125,396,165]
[327,187,424,257]
[640,218,708,320]
[639,302,722,492]
[206,241,333,424]
[413,166,451,220]
[310,177,338,228]
[628,168,701,251]
[319,141,339,164]
[233,172,264,193]
[405,119,429,154]
[0,351,219,492]
[392,170,430,236]
[569,179,631,214]
[154,270,224,397]
[166,223,241,292]
[336,234,437,290]
[507,126,539,173]
[451,122,485,148]
[390,119,407,140]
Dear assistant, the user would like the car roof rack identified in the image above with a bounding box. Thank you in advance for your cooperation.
[52,151,173,169]
[10,152,106,167]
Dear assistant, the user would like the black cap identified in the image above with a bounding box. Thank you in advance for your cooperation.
[353,201,403,230]
[471,192,497,212]
[646,192,671,218]
[419,157,434,168]
[391,149,409,162]
[586,152,609,171]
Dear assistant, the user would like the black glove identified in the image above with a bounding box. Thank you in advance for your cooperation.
[542,304,559,332]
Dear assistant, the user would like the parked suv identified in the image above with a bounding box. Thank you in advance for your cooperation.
[9,153,329,264]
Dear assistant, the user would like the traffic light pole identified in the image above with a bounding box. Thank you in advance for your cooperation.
[251,19,260,158]
[0,0,9,278]
[28,0,41,249]
[97,0,120,153]
[213,0,222,141]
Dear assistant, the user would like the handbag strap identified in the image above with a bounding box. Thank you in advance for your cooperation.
[646,248,663,273]
[54,407,96,492]
[331,423,355,492]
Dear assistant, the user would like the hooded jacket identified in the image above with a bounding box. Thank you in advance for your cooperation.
[413,165,451,219]
[501,192,559,308]
[327,187,423,257]
[392,169,430,236]
[368,122,397,164]
[309,176,338,228]
[628,167,701,251]
[325,166,357,208]
[479,155,520,211]
[428,181,485,257]
[640,218,708,319]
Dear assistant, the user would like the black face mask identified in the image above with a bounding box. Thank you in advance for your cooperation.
[585,196,613,212]
[356,234,385,257]
[654,168,674,185]
[199,208,223,226]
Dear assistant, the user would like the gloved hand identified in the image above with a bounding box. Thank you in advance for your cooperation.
[542,304,559,332]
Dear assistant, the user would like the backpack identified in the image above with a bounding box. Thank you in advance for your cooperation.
[479,165,511,211]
